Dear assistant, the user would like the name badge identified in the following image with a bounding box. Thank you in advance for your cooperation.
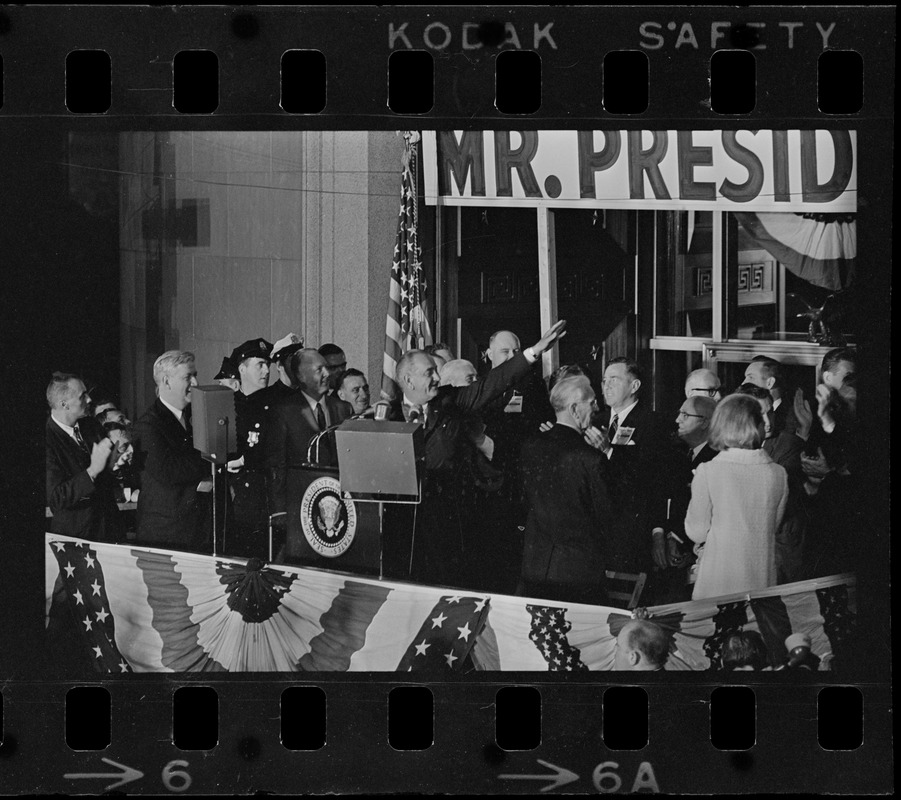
[612,426,636,445]
[503,391,523,413]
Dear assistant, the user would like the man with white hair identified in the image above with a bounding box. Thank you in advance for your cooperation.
[132,350,211,551]
[439,358,478,388]
[684,368,722,401]
[518,376,613,605]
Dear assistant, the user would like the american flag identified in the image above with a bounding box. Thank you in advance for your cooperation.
[396,595,489,672]
[48,540,133,673]
[526,604,590,671]
[381,132,433,401]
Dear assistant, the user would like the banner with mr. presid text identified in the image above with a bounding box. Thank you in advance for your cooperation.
[423,130,857,213]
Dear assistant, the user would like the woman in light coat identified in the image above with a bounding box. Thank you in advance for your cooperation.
[685,394,789,600]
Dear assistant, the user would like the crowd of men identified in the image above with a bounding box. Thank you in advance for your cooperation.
[46,320,860,609]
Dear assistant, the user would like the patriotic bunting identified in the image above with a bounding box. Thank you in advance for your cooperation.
[46,535,855,673]
[734,211,856,291]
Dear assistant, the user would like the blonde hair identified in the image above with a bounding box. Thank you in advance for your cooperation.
[708,394,764,451]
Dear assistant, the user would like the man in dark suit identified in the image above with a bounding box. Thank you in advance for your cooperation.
[265,347,353,560]
[519,376,613,605]
[474,330,554,593]
[132,350,211,551]
[647,395,718,603]
[45,372,119,541]
[593,357,671,573]
[745,355,797,435]
[385,320,567,587]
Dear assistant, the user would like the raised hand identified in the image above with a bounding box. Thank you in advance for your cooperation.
[532,319,567,356]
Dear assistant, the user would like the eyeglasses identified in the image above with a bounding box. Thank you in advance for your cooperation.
[689,387,720,396]
[677,411,707,420]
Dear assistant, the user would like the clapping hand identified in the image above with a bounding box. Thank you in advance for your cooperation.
[89,438,114,478]
[794,388,813,439]
[583,425,610,453]
[801,448,832,479]
[815,384,836,429]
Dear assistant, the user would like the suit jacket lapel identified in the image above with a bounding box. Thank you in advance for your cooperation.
[49,417,87,464]
[299,400,317,431]
[156,398,189,442]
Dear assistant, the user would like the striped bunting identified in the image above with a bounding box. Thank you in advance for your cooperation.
[46,536,856,672]
[469,592,629,671]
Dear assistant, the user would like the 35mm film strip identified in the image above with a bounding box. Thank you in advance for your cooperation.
[0,5,893,796]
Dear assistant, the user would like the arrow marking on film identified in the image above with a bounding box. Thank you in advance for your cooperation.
[64,757,144,791]
[499,759,579,792]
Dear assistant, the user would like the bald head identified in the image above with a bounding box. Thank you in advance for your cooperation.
[291,348,330,399]
[488,330,521,368]
[685,368,722,400]
[614,620,669,671]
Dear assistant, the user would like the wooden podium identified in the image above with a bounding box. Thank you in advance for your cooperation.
[281,464,381,575]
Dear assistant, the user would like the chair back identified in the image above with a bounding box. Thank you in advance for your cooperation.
[604,570,648,610]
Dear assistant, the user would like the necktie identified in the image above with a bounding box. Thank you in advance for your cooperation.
[408,404,423,424]
[316,401,327,431]
[73,425,89,453]
[608,414,619,440]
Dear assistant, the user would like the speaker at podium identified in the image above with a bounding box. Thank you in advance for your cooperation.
[279,420,423,577]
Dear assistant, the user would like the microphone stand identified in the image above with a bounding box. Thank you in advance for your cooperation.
[306,411,373,464]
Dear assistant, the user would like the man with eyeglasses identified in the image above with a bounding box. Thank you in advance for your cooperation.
[684,368,722,401]
[647,396,718,602]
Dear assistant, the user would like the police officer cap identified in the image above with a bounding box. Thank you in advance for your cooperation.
[230,338,274,365]
[213,357,239,381]
[273,342,305,364]
[271,333,305,363]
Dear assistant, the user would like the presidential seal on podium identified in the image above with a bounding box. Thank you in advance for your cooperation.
[300,477,358,558]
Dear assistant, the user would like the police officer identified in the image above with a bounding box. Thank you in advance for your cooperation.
[213,357,240,392]
[269,333,304,403]
[227,338,275,558]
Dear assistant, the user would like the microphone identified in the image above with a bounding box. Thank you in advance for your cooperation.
[307,401,395,461]
[774,633,819,671]
[408,404,424,425]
